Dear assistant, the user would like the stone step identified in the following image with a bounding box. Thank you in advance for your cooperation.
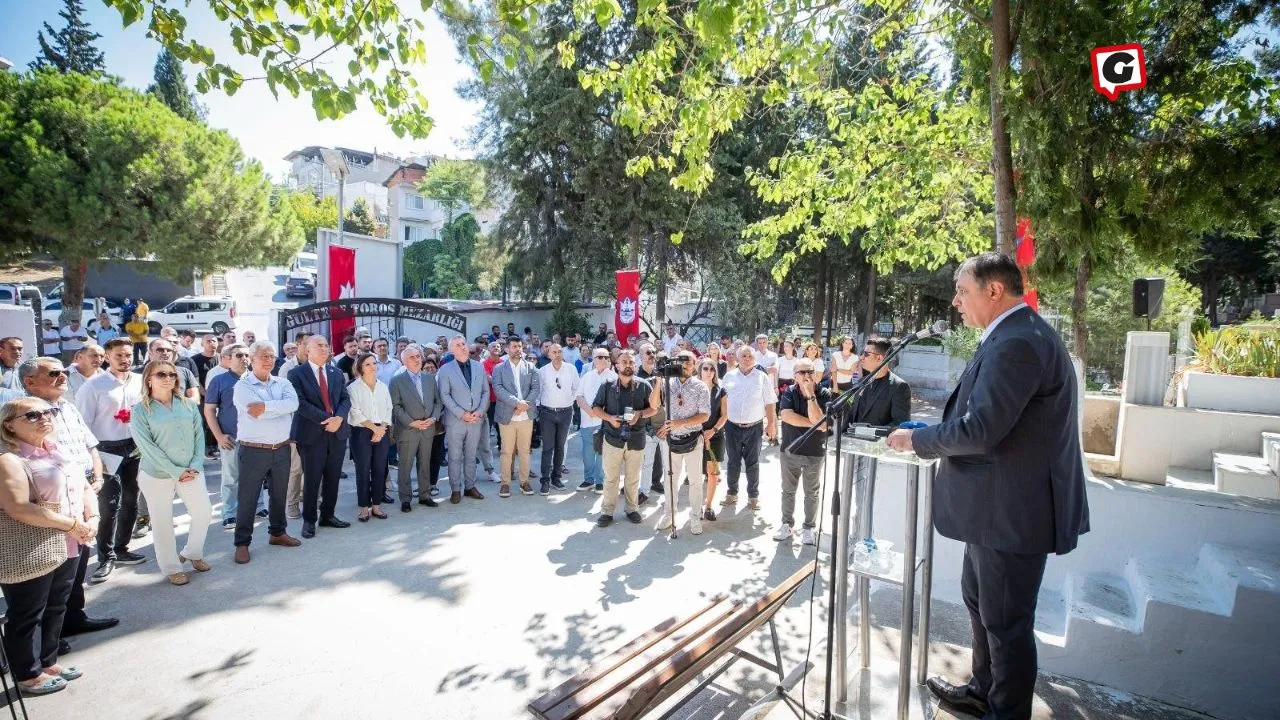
[1123,558,1231,627]
[1066,572,1140,635]
[1213,452,1280,500]
[1163,465,1214,492]
[1196,542,1280,599]
[1263,431,1280,475]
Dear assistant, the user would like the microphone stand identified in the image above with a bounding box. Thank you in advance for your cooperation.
[786,333,931,720]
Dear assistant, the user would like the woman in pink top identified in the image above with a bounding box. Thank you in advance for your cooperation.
[0,397,97,696]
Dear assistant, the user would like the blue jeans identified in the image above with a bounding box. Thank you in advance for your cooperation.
[580,426,603,486]
[219,443,264,522]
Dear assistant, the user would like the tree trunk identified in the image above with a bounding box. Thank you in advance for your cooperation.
[826,262,838,340]
[991,0,1017,254]
[62,260,88,328]
[1204,274,1219,326]
[654,235,668,325]
[812,261,827,346]
[863,265,877,340]
[1072,254,1092,368]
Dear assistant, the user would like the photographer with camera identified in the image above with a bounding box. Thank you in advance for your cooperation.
[590,350,657,527]
[655,351,711,535]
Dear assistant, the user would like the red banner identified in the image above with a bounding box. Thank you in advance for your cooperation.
[615,269,641,344]
[328,245,357,347]
[1014,218,1040,312]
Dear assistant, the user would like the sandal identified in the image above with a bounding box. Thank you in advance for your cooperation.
[168,572,189,586]
[45,665,83,681]
[180,554,211,572]
[358,510,371,522]
[370,508,388,520]
[19,675,66,696]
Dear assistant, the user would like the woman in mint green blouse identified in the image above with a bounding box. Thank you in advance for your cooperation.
[130,361,213,586]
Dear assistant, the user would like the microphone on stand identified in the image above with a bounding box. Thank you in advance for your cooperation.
[898,319,951,345]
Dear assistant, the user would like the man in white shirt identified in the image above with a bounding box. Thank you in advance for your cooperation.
[74,337,148,582]
[575,348,616,491]
[536,344,579,493]
[720,346,778,511]
[661,323,684,354]
[41,318,61,357]
[205,350,231,390]
[562,334,583,366]
[491,337,541,497]
[751,334,779,385]
[231,341,303,564]
[66,344,105,402]
[0,336,24,391]
[60,319,89,364]
[373,337,402,384]
[93,313,121,345]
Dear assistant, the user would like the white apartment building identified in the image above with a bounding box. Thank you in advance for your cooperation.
[283,145,395,223]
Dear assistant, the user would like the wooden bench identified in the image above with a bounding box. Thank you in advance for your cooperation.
[528,564,817,720]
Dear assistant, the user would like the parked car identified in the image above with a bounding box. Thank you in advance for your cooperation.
[43,299,123,329]
[292,251,317,280]
[285,271,315,298]
[0,284,44,308]
[146,296,238,334]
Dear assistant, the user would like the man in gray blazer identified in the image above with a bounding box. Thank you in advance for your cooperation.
[491,337,541,497]
[389,344,443,512]
[436,335,490,503]
[888,253,1089,720]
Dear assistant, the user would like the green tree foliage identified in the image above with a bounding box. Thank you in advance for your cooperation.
[147,48,206,122]
[344,197,377,236]
[968,0,1280,368]
[1178,227,1280,325]
[401,214,481,299]
[100,0,434,138]
[0,71,303,325]
[30,0,105,74]
[418,159,487,225]
[285,190,338,245]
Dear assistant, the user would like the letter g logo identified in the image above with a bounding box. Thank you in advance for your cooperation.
[1091,43,1147,100]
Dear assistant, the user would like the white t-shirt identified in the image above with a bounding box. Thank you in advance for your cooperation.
[662,333,684,354]
[777,355,798,381]
[577,367,617,428]
[832,351,860,382]
[60,325,88,353]
[721,368,778,425]
[42,327,62,356]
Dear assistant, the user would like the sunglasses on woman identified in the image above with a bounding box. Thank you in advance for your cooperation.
[153,371,179,380]
[20,407,62,423]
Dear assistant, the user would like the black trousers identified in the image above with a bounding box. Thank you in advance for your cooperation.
[1,555,77,681]
[96,454,140,562]
[62,544,92,632]
[234,444,290,547]
[539,407,572,482]
[429,431,446,486]
[300,434,345,523]
[961,543,1048,720]
[724,421,763,498]
[351,427,389,507]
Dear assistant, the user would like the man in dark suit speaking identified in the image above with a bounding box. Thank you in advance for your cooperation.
[886,252,1089,720]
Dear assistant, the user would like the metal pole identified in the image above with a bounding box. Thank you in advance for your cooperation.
[858,458,878,670]
[897,465,920,720]
[336,173,345,249]
[834,454,857,702]
[916,462,936,685]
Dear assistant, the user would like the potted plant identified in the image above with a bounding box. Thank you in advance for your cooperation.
[1181,320,1280,414]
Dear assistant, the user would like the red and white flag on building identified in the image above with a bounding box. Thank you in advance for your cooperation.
[328,245,357,347]
[615,269,641,344]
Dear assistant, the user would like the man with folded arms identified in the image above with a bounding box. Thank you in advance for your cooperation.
[389,344,443,512]
[435,336,489,503]
[231,341,303,564]
[205,343,265,530]
[536,343,578,494]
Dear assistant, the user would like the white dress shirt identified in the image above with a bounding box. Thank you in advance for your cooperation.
[232,372,299,444]
[721,368,778,424]
[981,302,1029,344]
[508,359,530,422]
[66,366,104,403]
[205,364,228,389]
[662,334,684,354]
[753,349,778,372]
[348,379,393,427]
[538,361,580,409]
[577,366,617,428]
[277,356,299,376]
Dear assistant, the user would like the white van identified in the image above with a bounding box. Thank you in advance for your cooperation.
[146,296,239,334]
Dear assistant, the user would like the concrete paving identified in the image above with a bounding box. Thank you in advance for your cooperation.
[17,421,1214,720]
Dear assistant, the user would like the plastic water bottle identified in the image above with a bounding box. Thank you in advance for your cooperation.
[852,537,876,569]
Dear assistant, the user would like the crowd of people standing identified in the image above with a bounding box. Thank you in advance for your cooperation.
[0,317,913,698]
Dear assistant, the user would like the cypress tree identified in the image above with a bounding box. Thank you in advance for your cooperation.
[30,0,105,74]
[146,48,205,122]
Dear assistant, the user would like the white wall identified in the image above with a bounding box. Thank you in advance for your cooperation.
[316,228,402,302]
[0,305,36,357]
[1117,403,1280,482]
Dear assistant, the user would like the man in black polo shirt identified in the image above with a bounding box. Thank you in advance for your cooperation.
[776,358,831,546]
[335,335,360,381]
[590,350,657,526]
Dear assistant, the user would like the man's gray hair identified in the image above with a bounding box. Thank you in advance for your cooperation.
[247,341,276,358]
[220,342,247,359]
[18,356,61,384]
[736,345,755,360]
[401,343,424,363]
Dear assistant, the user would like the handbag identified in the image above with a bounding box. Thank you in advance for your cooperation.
[0,458,69,585]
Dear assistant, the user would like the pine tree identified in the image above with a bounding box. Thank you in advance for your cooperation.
[30,0,105,74]
[146,48,205,122]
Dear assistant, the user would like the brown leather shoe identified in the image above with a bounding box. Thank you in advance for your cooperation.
[269,533,302,547]
[234,546,250,564]
[464,487,485,500]
[449,491,462,504]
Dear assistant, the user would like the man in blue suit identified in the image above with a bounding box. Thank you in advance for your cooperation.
[287,335,353,538]
[888,252,1089,720]
[436,335,489,504]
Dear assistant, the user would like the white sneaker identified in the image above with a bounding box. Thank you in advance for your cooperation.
[773,523,794,542]
[801,527,816,546]
[690,519,704,535]
[656,513,673,530]
[489,470,501,483]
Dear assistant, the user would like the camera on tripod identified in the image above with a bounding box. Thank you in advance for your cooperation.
[654,355,684,377]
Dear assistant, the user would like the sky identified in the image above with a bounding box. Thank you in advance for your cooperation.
[0,1,481,180]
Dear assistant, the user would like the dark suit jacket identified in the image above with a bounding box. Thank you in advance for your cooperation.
[911,306,1089,556]
[287,363,352,445]
[848,371,912,427]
